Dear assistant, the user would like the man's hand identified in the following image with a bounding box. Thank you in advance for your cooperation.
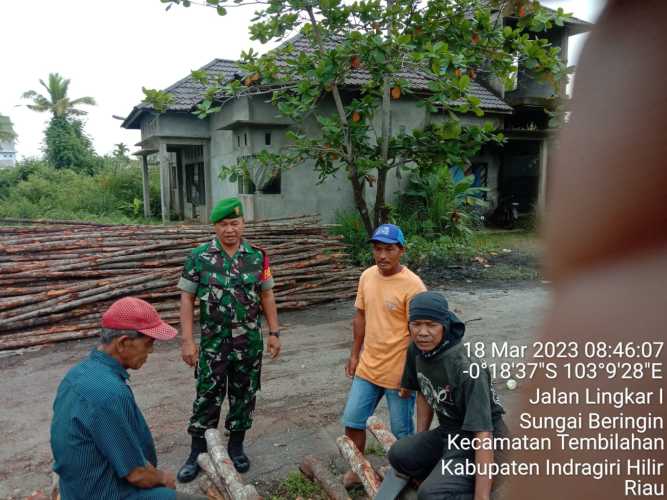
[345,354,359,378]
[160,470,176,489]
[267,335,281,359]
[181,339,199,367]
[398,387,412,399]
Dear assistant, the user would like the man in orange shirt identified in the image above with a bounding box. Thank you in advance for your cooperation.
[342,224,426,486]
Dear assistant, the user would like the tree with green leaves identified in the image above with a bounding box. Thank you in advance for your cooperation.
[0,114,17,143]
[23,73,98,172]
[44,116,98,173]
[151,0,570,236]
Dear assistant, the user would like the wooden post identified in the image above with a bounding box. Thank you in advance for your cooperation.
[300,455,351,500]
[203,141,212,224]
[205,429,260,500]
[367,416,397,453]
[336,436,381,498]
[141,155,151,219]
[537,139,549,217]
[158,141,171,224]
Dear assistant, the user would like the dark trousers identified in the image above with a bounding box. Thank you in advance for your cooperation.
[388,428,475,500]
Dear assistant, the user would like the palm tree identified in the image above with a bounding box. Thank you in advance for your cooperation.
[22,73,96,117]
[113,142,130,159]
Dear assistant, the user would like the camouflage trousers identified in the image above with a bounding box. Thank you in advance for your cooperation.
[188,328,263,437]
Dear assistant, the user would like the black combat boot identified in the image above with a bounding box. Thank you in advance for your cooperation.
[177,436,206,483]
[228,430,250,473]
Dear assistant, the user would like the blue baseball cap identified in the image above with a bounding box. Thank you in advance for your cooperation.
[369,224,406,246]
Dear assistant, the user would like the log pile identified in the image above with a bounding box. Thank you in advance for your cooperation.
[0,216,359,351]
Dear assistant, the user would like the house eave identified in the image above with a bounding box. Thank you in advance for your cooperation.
[122,107,151,129]
[217,120,292,131]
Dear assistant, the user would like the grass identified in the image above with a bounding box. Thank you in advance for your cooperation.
[365,440,386,457]
[470,229,541,255]
[269,471,328,500]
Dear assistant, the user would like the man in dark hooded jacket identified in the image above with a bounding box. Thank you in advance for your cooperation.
[387,291,507,500]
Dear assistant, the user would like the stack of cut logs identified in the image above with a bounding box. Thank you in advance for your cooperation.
[0,216,359,351]
[196,416,401,500]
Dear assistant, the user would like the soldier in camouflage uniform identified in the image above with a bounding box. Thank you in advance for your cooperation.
[176,197,281,482]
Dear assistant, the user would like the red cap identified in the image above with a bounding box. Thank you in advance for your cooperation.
[101,297,177,341]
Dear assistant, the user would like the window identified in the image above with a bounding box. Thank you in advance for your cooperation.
[244,133,247,146]
[238,174,256,194]
[236,155,282,194]
[265,133,271,146]
[237,135,241,148]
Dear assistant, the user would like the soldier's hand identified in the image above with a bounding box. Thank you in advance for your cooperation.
[181,340,199,367]
[268,335,281,359]
[345,354,359,378]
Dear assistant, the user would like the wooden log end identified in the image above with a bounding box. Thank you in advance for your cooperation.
[336,436,381,498]
[300,455,351,500]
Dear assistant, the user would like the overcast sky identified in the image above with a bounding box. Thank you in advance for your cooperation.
[1,0,606,160]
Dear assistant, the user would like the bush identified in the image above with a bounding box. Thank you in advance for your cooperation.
[329,210,373,266]
[332,210,476,267]
[395,167,487,240]
[45,116,98,174]
[0,160,161,222]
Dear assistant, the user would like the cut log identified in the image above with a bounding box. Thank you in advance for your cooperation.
[336,435,381,498]
[299,455,351,500]
[367,416,397,453]
[205,429,260,500]
[198,453,231,500]
[199,475,230,500]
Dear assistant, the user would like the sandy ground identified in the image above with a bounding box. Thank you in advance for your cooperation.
[0,283,548,499]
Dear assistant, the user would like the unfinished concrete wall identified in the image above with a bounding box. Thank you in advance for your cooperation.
[199,92,511,223]
[209,105,243,205]
[141,112,210,141]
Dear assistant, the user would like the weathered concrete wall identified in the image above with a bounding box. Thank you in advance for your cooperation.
[213,98,251,130]
[156,113,210,139]
[202,93,510,223]
[209,106,242,204]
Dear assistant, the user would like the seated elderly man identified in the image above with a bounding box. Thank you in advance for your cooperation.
[50,297,207,500]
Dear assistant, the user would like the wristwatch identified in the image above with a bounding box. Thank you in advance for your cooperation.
[269,331,281,338]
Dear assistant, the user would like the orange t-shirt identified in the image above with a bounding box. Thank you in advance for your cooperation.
[354,265,427,389]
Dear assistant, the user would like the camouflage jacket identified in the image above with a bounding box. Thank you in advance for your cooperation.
[178,238,274,337]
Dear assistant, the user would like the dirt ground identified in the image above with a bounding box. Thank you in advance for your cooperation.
[0,282,548,499]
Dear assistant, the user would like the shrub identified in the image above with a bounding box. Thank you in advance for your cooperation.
[44,116,99,174]
[330,210,373,266]
[0,160,161,222]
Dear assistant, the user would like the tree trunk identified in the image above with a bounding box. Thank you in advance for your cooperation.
[374,167,390,227]
[350,170,374,236]
[375,0,394,227]
[305,6,374,237]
